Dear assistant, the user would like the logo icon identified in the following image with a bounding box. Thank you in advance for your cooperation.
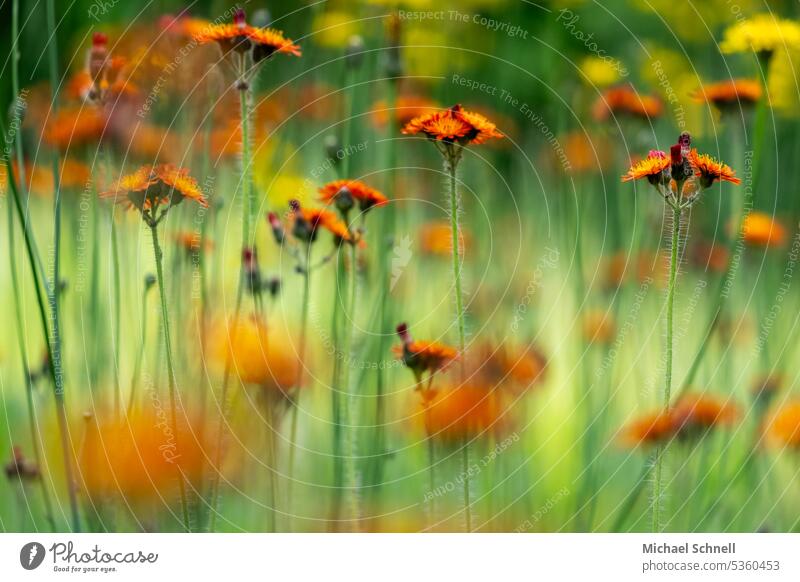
[20,542,46,570]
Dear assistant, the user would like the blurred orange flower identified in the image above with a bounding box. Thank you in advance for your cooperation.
[419,221,469,257]
[593,86,663,122]
[741,211,787,247]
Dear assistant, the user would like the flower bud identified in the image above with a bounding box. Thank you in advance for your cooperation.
[267,212,285,245]
[345,35,365,70]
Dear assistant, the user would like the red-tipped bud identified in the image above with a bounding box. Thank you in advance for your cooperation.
[678,131,691,155]
[648,150,667,159]
[670,144,682,167]
[242,247,257,269]
[234,8,247,29]
[267,212,285,245]
[396,322,411,344]
[92,32,108,48]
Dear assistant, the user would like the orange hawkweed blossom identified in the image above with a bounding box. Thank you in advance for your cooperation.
[622,394,739,446]
[766,401,800,448]
[395,323,458,381]
[623,133,739,207]
[593,85,663,122]
[214,316,301,391]
[80,411,209,502]
[418,383,506,442]
[621,151,670,185]
[402,104,503,145]
[419,221,470,257]
[101,164,207,224]
[691,79,762,109]
[319,179,388,214]
[688,149,741,187]
[742,211,787,247]
[192,8,300,60]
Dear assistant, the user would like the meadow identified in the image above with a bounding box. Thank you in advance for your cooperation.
[1,0,800,533]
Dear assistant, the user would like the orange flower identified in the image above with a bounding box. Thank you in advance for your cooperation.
[593,86,663,122]
[688,149,741,187]
[101,164,207,215]
[419,221,469,257]
[43,106,107,150]
[291,205,354,244]
[418,383,505,442]
[192,8,300,58]
[691,79,762,108]
[371,95,439,128]
[621,151,670,184]
[766,402,800,448]
[671,393,739,438]
[395,323,458,379]
[583,310,616,344]
[475,342,547,394]
[690,240,730,273]
[319,179,388,212]
[80,411,209,502]
[621,412,675,446]
[402,104,503,145]
[742,211,787,247]
[174,231,213,254]
[214,316,300,391]
[622,393,739,447]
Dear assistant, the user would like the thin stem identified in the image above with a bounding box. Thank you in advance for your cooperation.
[150,223,190,531]
[340,240,360,530]
[652,202,682,532]
[45,0,81,533]
[239,86,252,251]
[446,153,471,531]
[9,0,56,530]
[286,245,313,529]
[329,251,345,530]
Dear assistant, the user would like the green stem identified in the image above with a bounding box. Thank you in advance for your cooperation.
[9,0,56,530]
[45,0,81,533]
[286,246,313,529]
[340,241,360,530]
[446,153,471,531]
[329,252,345,530]
[239,87,252,250]
[652,202,681,532]
[150,223,190,531]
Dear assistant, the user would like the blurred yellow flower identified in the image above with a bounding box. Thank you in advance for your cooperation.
[631,0,761,42]
[579,55,623,87]
[720,13,800,54]
[312,11,359,48]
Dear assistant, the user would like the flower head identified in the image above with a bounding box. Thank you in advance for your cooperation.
[417,383,505,442]
[671,394,739,439]
[766,401,800,448]
[419,220,470,257]
[402,104,503,145]
[688,149,741,188]
[394,323,458,379]
[720,14,800,56]
[593,86,663,122]
[691,79,762,109]
[621,151,670,185]
[290,201,354,244]
[319,179,388,214]
[621,412,675,446]
[4,446,39,481]
[742,211,787,247]
[192,8,301,60]
[214,316,301,391]
[101,164,207,222]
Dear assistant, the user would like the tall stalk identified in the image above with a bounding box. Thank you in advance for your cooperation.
[9,0,56,530]
[445,152,471,531]
[286,243,313,527]
[340,240,360,529]
[45,0,81,533]
[652,201,682,532]
[150,223,190,531]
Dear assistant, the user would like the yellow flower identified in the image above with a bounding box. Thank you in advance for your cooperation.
[720,13,800,55]
[579,55,623,87]
[312,11,359,48]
